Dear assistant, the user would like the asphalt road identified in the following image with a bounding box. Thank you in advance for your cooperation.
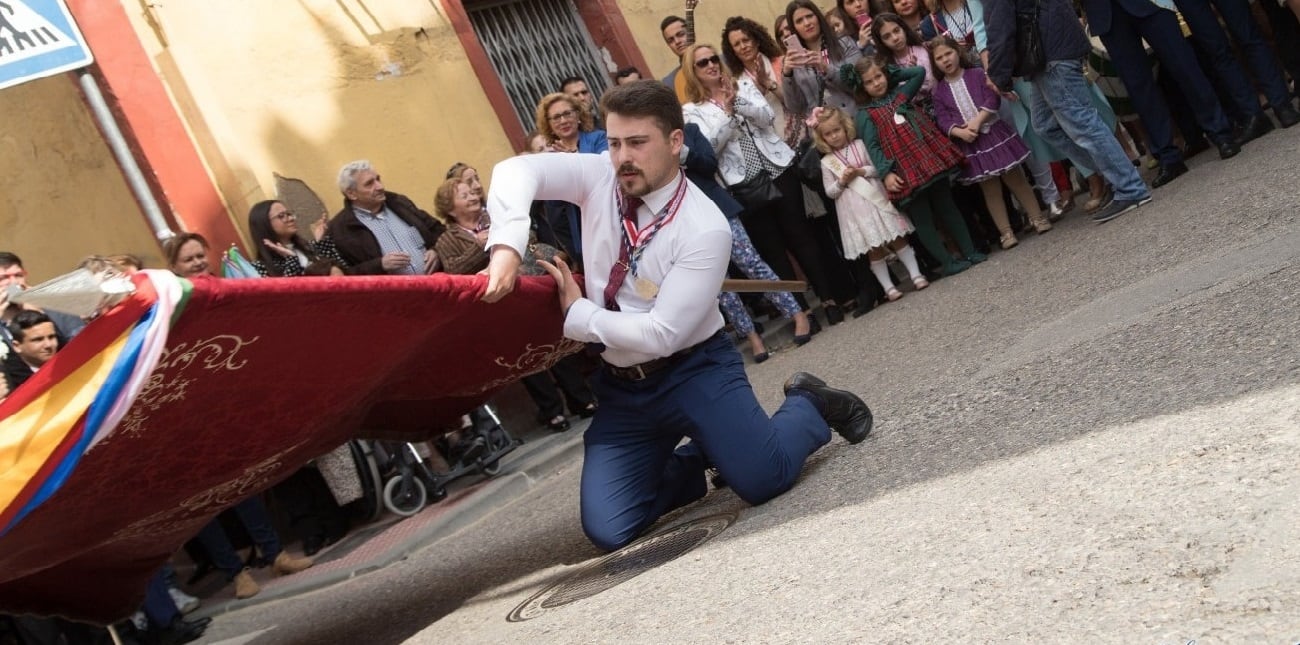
[199,127,1300,645]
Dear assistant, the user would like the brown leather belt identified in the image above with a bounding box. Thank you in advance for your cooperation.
[603,331,722,381]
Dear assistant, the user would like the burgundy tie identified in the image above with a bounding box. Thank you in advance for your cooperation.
[602,196,642,312]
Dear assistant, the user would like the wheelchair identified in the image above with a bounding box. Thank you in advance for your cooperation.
[347,405,520,519]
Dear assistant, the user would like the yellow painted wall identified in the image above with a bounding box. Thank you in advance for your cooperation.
[121,0,516,232]
[0,75,161,282]
[106,0,795,243]
[620,0,795,80]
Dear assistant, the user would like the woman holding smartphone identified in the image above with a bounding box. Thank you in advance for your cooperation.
[780,0,864,118]
[835,0,878,54]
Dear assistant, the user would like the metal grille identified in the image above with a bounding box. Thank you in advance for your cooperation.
[507,513,736,622]
[467,0,610,133]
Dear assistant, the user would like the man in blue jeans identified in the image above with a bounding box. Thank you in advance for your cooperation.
[985,0,1152,224]
[481,81,873,551]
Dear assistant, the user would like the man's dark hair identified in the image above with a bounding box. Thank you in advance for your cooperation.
[559,76,587,93]
[8,310,53,343]
[613,66,642,82]
[600,80,685,136]
[660,15,685,32]
[0,252,22,269]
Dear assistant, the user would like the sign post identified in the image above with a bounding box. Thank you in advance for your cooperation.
[0,0,92,90]
[0,0,174,240]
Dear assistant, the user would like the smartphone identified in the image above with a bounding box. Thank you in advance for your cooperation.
[855,12,870,26]
[783,33,805,52]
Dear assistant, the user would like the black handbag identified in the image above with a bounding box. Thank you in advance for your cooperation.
[729,121,784,209]
[730,171,782,210]
[1012,0,1045,77]
[794,138,822,187]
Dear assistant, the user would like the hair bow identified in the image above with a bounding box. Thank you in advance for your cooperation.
[838,63,863,93]
[804,106,829,129]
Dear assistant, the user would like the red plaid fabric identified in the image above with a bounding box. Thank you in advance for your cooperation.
[865,93,965,203]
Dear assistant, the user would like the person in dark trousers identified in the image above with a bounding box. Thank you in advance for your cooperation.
[1071,0,1240,188]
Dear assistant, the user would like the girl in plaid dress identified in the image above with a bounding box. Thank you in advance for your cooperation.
[848,58,985,276]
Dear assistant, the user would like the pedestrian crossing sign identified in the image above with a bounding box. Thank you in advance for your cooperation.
[0,0,92,91]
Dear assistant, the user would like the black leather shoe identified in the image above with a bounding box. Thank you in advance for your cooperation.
[783,372,873,443]
[1217,139,1241,160]
[1151,162,1188,188]
[824,304,845,326]
[1234,114,1274,146]
[807,316,823,336]
[1276,103,1300,128]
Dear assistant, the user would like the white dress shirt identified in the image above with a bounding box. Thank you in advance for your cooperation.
[486,151,732,367]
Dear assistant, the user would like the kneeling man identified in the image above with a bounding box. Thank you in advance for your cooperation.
[481,81,872,551]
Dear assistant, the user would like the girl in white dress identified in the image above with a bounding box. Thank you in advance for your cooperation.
[811,107,927,307]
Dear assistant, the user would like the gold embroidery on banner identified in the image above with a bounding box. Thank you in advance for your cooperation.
[108,442,304,543]
[451,339,585,396]
[111,335,261,442]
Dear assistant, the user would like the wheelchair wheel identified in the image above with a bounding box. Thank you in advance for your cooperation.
[348,440,385,523]
[382,477,427,517]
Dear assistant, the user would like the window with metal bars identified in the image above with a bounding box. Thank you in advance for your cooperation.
[467,0,610,133]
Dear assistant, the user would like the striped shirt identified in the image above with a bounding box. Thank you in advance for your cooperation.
[352,204,427,274]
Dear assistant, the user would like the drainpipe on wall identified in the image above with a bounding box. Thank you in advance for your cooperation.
[77,69,175,242]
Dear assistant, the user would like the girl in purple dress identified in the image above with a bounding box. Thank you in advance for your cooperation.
[929,36,1052,250]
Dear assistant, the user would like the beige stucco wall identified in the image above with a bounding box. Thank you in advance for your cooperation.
[107,0,794,244]
[121,0,515,232]
[0,75,161,282]
[621,1,794,80]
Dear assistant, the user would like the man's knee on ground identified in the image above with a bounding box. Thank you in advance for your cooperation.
[582,515,642,552]
[729,475,793,507]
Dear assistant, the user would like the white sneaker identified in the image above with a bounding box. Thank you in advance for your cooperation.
[168,586,201,613]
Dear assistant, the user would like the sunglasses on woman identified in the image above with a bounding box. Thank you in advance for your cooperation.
[694,54,721,68]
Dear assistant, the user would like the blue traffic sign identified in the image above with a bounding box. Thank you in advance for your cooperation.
[0,0,92,91]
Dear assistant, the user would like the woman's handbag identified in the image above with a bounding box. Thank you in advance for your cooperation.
[729,171,783,210]
[1013,0,1046,77]
[729,119,784,209]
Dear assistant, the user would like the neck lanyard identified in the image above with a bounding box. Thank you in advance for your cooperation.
[833,142,864,169]
[617,171,688,277]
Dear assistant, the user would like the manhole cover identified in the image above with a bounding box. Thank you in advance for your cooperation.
[507,512,736,621]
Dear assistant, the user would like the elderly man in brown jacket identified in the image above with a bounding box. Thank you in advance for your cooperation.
[324,160,446,275]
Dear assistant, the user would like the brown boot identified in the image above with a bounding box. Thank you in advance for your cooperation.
[272,551,314,576]
[233,568,260,599]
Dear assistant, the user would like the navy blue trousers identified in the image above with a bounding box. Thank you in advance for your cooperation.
[142,569,178,628]
[1099,5,1233,165]
[580,334,831,551]
[195,496,282,577]
[1174,0,1291,121]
